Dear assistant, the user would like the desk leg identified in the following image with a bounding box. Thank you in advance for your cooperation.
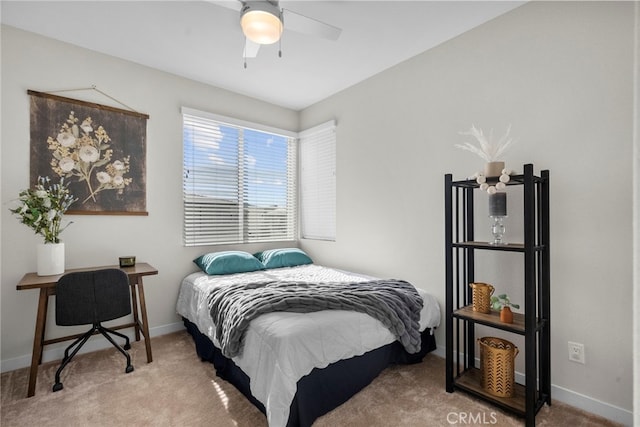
[38,291,49,364]
[137,277,153,363]
[130,277,141,341]
[27,288,48,397]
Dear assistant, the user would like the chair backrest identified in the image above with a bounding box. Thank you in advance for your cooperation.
[56,269,132,326]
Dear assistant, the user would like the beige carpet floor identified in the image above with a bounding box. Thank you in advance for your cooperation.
[1,331,621,426]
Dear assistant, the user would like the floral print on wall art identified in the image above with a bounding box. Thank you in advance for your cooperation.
[28,90,149,215]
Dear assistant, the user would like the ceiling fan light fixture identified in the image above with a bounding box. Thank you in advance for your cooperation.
[240,3,283,45]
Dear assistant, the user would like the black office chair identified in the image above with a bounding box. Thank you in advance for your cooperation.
[53,268,134,392]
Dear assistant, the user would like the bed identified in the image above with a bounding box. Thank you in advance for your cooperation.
[176,249,441,427]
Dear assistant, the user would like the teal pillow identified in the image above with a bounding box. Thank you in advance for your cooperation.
[193,251,264,275]
[254,248,313,269]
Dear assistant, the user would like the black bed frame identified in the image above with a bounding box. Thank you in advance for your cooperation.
[183,318,436,427]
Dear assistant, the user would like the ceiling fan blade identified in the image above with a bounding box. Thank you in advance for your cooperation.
[207,0,242,12]
[282,8,342,41]
[244,39,261,58]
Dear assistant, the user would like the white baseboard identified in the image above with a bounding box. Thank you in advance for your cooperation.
[432,345,633,426]
[0,321,185,374]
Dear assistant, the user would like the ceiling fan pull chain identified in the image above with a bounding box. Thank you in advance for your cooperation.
[243,37,248,69]
[279,8,284,58]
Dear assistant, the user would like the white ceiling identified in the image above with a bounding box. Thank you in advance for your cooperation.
[1,1,524,110]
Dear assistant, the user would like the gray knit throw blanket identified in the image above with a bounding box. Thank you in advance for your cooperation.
[208,279,424,358]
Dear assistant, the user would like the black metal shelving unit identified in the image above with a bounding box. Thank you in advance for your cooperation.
[445,163,551,426]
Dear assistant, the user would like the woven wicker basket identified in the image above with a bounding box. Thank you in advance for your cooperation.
[478,337,519,398]
[469,282,494,313]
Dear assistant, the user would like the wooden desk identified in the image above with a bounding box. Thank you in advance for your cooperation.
[17,262,158,397]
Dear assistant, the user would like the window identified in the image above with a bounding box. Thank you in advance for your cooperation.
[182,107,297,246]
[299,120,336,241]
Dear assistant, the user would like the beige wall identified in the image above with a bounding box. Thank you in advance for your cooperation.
[0,25,298,366]
[300,1,634,422]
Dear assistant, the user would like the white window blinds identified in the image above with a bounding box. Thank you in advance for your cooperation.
[299,120,336,241]
[182,108,297,246]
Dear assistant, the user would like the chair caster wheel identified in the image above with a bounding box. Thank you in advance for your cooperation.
[53,382,63,392]
[124,343,131,350]
[125,365,134,374]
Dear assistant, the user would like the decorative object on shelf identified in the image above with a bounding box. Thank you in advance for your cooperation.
[490,215,506,245]
[456,123,515,174]
[500,305,514,324]
[469,282,494,314]
[455,125,514,164]
[9,176,77,276]
[28,89,149,216]
[471,168,513,194]
[490,294,520,324]
[485,175,509,244]
[489,192,507,217]
[483,161,504,178]
[478,336,519,398]
[488,191,508,244]
[456,124,516,196]
[119,256,136,268]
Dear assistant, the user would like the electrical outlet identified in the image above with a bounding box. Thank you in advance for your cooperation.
[568,341,585,364]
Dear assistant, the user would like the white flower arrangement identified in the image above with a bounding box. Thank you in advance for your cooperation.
[455,124,514,163]
[456,124,516,193]
[9,177,77,244]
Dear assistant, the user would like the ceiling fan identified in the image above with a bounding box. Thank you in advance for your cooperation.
[211,0,342,63]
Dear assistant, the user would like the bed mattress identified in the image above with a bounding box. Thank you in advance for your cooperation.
[176,264,441,427]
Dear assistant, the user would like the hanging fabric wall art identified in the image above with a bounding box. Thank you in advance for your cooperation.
[28,90,149,215]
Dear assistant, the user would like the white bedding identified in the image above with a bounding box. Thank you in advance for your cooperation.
[176,264,440,427]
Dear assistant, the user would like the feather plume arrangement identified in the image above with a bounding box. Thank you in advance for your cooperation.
[455,125,514,162]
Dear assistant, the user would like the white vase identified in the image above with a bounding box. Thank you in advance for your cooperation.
[36,243,65,276]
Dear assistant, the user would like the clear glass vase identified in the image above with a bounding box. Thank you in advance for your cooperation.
[490,215,506,245]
